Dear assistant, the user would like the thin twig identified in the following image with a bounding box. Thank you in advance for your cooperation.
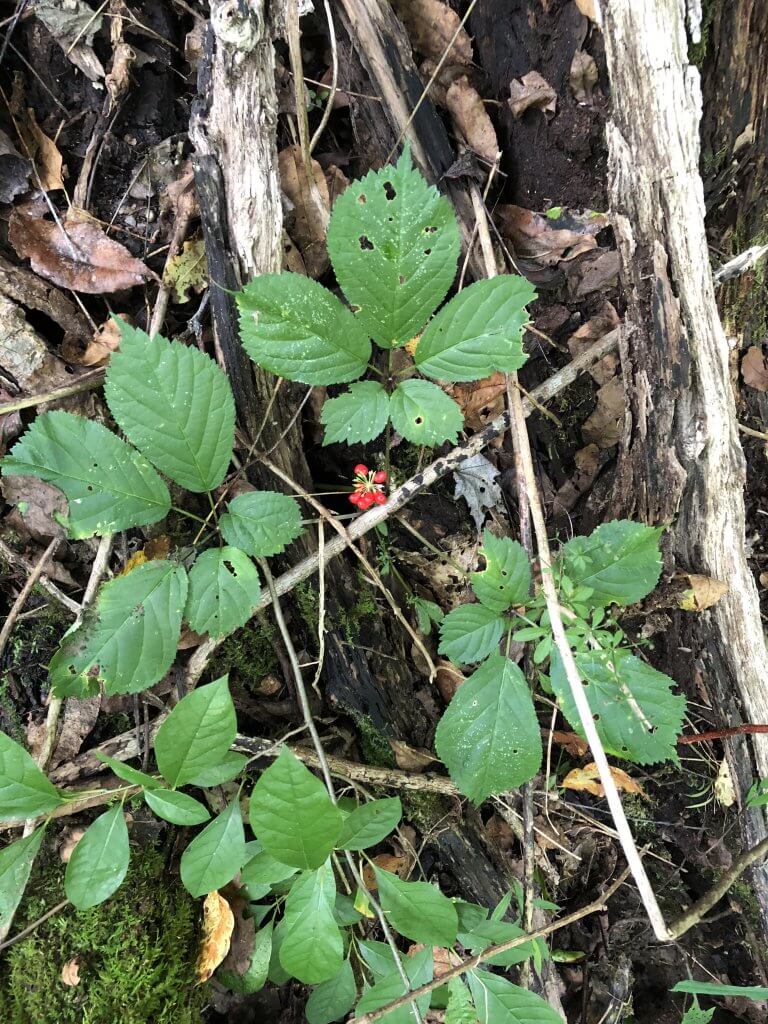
[0,538,59,663]
[0,371,106,416]
[149,189,196,337]
[309,0,338,153]
[0,900,70,953]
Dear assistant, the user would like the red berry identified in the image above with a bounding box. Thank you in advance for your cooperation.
[373,470,388,484]
[349,492,361,505]
[353,464,369,477]
[359,493,375,510]
[373,490,387,505]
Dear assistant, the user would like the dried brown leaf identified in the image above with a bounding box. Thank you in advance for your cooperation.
[25,109,64,191]
[218,894,256,980]
[566,303,620,385]
[551,730,590,759]
[563,763,646,799]
[569,249,620,298]
[435,659,465,702]
[58,827,85,864]
[575,0,598,21]
[508,71,557,119]
[449,372,507,431]
[279,145,332,279]
[496,205,602,266]
[392,0,473,65]
[742,346,768,391]
[445,75,500,164]
[569,50,598,104]
[62,314,129,368]
[60,959,81,987]
[196,891,235,983]
[363,854,408,890]
[678,574,728,612]
[389,739,438,772]
[49,696,102,770]
[552,443,601,516]
[10,207,157,294]
[582,376,624,449]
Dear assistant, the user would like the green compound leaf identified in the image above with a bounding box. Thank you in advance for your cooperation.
[466,969,563,1024]
[559,520,663,607]
[415,276,534,382]
[104,323,235,492]
[155,676,236,788]
[435,654,542,803]
[389,379,463,446]
[373,866,458,947]
[412,597,444,635]
[219,490,304,557]
[471,532,531,612]
[1,411,170,539]
[320,381,390,445]
[327,146,460,349]
[144,788,211,826]
[337,796,402,850]
[306,958,357,1024]
[218,920,273,995]
[0,828,44,931]
[237,273,371,385]
[438,604,505,665]
[180,800,246,897]
[279,863,343,985]
[185,547,261,639]
[445,977,477,1024]
[49,560,188,699]
[95,753,161,789]
[0,732,62,821]
[355,945,433,1024]
[551,648,686,764]
[65,804,130,910]
[249,747,342,869]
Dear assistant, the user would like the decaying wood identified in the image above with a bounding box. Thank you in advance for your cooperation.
[601,0,768,923]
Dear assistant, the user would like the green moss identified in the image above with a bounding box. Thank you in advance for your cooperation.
[0,600,69,740]
[295,580,320,631]
[203,613,278,689]
[355,715,396,769]
[336,570,378,644]
[402,790,450,832]
[0,844,205,1024]
[689,0,723,68]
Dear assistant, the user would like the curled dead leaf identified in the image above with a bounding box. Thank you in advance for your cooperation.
[678,574,728,612]
[581,376,624,449]
[569,50,599,105]
[196,891,235,984]
[449,372,507,431]
[58,827,86,864]
[25,108,65,191]
[575,0,598,21]
[508,71,557,119]
[566,303,620,385]
[407,944,461,976]
[10,207,157,293]
[496,205,604,266]
[119,536,172,576]
[551,730,590,759]
[562,763,647,799]
[60,959,81,987]
[389,739,438,772]
[217,894,256,981]
[62,314,129,368]
[279,145,334,279]
[435,659,465,702]
[552,443,601,517]
[363,854,407,891]
[742,346,768,391]
[392,0,473,65]
[445,75,500,164]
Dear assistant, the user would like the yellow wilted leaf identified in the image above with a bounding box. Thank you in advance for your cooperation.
[714,758,736,808]
[405,334,421,357]
[562,762,646,799]
[163,238,207,303]
[354,887,375,919]
[119,536,171,576]
[196,891,235,983]
[679,574,728,612]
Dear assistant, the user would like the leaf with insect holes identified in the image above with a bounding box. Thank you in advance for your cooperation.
[415,276,534,382]
[0,733,63,821]
[550,648,685,764]
[154,676,236,788]
[249,747,342,869]
[49,560,187,699]
[454,453,503,531]
[467,969,563,1024]
[327,147,460,349]
[471,532,531,612]
[389,378,463,446]
[237,273,371,385]
[355,944,433,1024]
[305,959,357,1024]
[185,547,261,639]
[65,804,130,909]
[374,866,458,947]
[219,491,304,557]
[279,862,343,984]
[1,411,170,538]
[180,800,246,897]
[435,654,542,802]
[558,520,663,607]
[104,323,234,493]
[321,382,390,445]
[0,828,44,931]
[438,604,505,665]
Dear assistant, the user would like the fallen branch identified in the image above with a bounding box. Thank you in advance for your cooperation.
[679,724,768,745]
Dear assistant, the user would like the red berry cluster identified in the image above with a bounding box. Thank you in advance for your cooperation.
[349,464,388,511]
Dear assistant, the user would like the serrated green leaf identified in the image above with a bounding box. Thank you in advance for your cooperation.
[306,959,357,1024]
[144,788,211,826]
[0,828,44,930]
[185,547,261,639]
[238,273,371,384]
[671,980,768,1000]
[241,848,299,887]
[415,276,534,382]
[355,945,433,1024]
[49,560,188,699]
[182,751,248,787]
[104,323,234,492]
[337,797,401,850]
[438,604,505,665]
[219,490,304,557]
[471,533,531,612]
[412,597,444,635]
[249,747,342,869]
[0,732,62,821]
[559,520,663,607]
[327,147,460,349]
[180,800,245,897]
[65,804,130,909]
[458,919,542,967]
[218,920,272,995]
[154,676,236,788]
[435,654,541,803]
[1,411,170,538]
[389,379,463,446]
[95,753,161,789]
[321,382,390,445]
[551,648,685,764]
[279,862,343,984]
[681,999,715,1024]
[466,970,563,1024]
[374,866,458,947]
[446,978,478,1024]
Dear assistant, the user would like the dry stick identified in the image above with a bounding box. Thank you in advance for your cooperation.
[0,370,106,416]
[185,329,620,688]
[356,865,634,1024]
[259,560,424,1024]
[149,188,196,337]
[678,724,768,744]
[309,0,338,154]
[0,537,60,662]
[0,538,80,616]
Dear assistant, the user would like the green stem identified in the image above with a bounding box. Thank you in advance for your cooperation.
[171,506,208,526]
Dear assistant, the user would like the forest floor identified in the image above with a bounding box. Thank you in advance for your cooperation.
[0,1,767,1023]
